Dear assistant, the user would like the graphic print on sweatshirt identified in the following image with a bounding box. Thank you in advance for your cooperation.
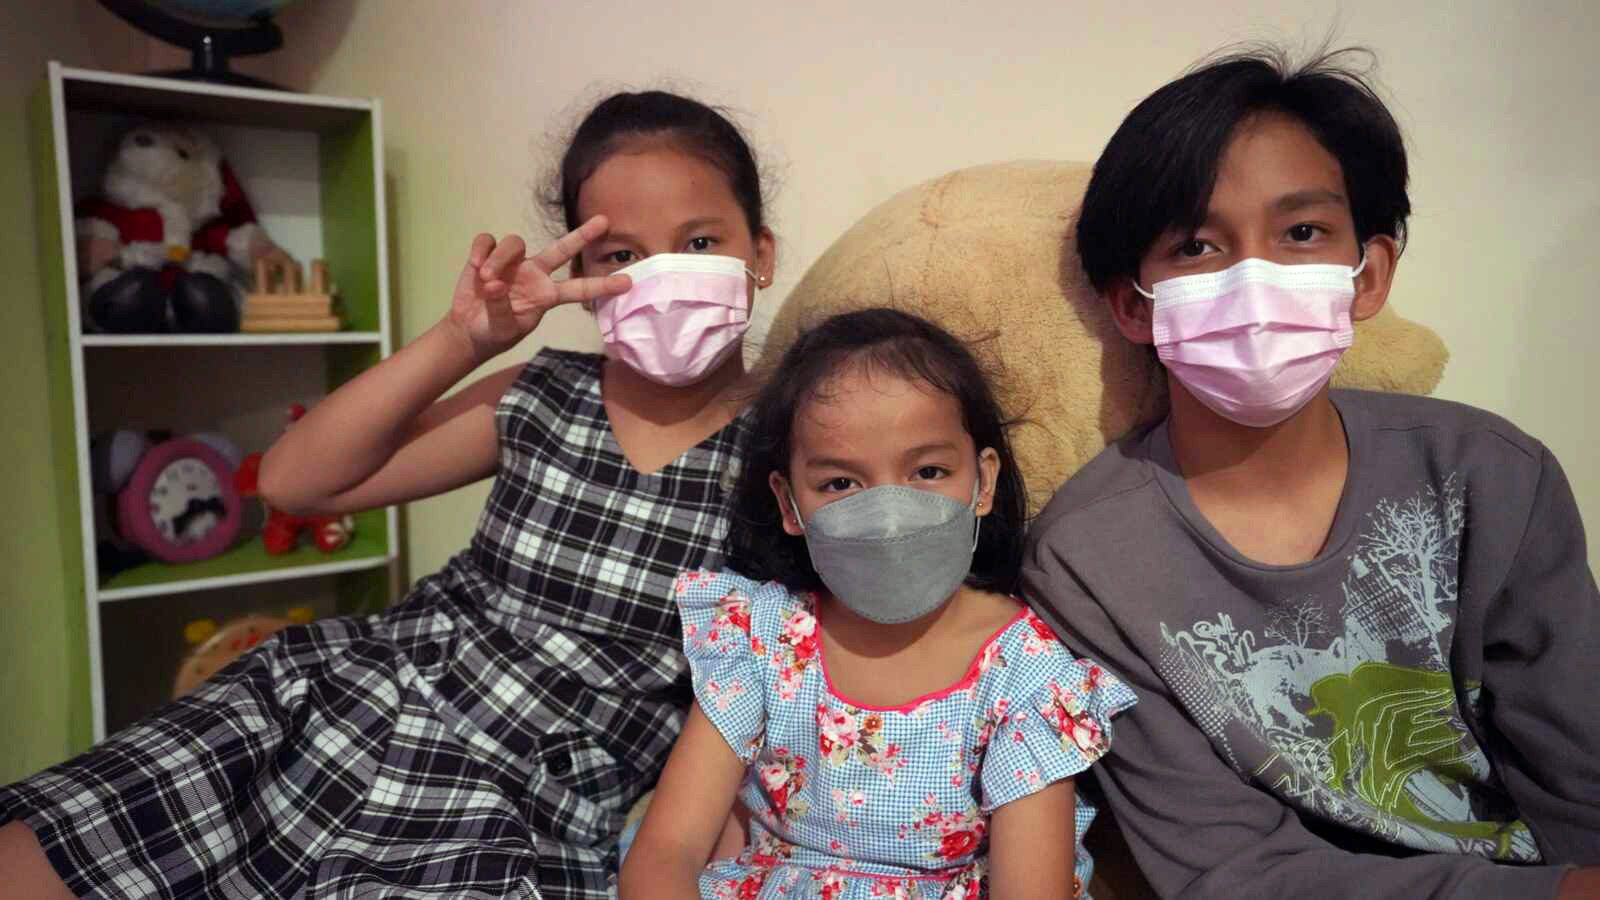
[1156,475,1539,861]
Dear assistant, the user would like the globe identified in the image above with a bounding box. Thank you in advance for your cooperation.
[148,0,297,23]
[100,0,305,87]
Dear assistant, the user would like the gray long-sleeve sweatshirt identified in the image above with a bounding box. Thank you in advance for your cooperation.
[1024,389,1599,899]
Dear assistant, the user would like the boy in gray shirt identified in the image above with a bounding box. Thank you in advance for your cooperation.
[1026,47,1600,898]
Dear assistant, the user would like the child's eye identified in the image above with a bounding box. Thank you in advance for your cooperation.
[686,236,716,252]
[1286,224,1321,242]
[818,477,857,493]
[1174,238,1215,259]
[603,249,636,265]
[913,465,948,481]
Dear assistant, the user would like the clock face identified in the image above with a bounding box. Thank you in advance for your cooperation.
[118,437,242,564]
[150,457,225,543]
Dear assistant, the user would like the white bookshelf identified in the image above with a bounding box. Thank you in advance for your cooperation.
[34,63,400,741]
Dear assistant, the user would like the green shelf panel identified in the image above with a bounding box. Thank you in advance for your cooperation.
[320,116,381,333]
[101,508,390,593]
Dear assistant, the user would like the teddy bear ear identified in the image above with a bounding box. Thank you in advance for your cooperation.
[764,161,1450,515]
[188,129,221,165]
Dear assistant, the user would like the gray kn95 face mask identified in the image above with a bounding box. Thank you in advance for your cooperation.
[790,478,981,624]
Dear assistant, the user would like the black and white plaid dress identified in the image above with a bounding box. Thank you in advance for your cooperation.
[1,349,748,899]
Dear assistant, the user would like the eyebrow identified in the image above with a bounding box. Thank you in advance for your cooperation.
[803,456,862,472]
[593,217,730,247]
[677,216,728,234]
[902,441,960,457]
[801,442,960,472]
[1271,189,1346,214]
[594,229,638,246]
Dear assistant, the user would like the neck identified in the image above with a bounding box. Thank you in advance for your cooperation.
[1165,378,1348,490]
[601,351,749,426]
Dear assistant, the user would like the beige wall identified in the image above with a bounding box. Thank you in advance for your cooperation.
[230,0,1598,579]
[2,2,1595,773]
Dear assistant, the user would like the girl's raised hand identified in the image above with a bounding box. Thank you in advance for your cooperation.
[445,215,631,362]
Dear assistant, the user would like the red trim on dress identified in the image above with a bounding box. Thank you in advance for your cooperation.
[802,864,960,883]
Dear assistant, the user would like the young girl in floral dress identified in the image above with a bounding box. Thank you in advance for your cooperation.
[620,309,1137,899]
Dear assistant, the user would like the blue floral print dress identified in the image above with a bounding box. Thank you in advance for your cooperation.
[674,569,1137,899]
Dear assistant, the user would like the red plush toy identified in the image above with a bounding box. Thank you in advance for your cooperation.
[235,404,355,555]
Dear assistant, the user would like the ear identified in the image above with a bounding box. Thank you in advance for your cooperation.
[1104,278,1155,345]
[1352,234,1398,322]
[975,447,1001,517]
[768,470,803,536]
[752,226,777,288]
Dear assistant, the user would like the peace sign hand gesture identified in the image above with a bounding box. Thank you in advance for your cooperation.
[445,215,630,363]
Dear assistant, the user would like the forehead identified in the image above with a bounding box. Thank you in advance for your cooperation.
[575,144,743,228]
[1208,112,1347,213]
[792,366,969,458]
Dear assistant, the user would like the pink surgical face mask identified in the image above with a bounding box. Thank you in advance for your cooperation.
[596,253,755,387]
[1135,254,1366,428]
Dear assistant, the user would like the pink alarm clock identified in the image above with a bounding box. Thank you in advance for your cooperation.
[109,435,244,564]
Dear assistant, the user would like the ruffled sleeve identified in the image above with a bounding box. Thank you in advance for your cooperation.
[978,610,1137,811]
[674,568,771,762]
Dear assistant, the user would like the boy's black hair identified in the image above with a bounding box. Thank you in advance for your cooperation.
[724,308,1028,597]
[1076,45,1410,293]
[546,90,765,237]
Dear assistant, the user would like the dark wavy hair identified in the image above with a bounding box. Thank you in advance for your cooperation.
[724,308,1028,596]
[1076,44,1410,293]
[545,89,764,243]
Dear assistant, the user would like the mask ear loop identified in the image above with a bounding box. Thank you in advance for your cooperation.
[786,485,806,533]
[970,468,984,552]
[1350,248,1368,278]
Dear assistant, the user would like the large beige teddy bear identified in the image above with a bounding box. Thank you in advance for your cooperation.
[761,161,1448,516]
[756,160,1448,898]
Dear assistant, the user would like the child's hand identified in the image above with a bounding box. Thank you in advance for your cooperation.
[446,216,631,362]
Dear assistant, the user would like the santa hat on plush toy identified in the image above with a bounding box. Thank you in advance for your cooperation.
[193,160,267,270]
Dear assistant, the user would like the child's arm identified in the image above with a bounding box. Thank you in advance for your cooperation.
[258,324,510,516]
[1480,447,1600,865]
[987,779,1077,900]
[618,705,746,900]
[258,220,628,516]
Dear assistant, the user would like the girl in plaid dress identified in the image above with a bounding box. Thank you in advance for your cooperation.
[1,91,775,899]
[620,310,1136,899]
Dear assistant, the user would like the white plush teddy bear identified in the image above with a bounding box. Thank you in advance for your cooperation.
[74,123,288,332]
